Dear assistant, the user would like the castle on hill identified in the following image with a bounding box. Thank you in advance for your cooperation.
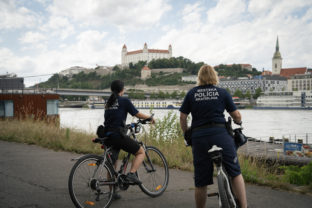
[121,43,172,67]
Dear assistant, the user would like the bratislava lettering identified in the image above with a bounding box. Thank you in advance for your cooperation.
[194,88,219,101]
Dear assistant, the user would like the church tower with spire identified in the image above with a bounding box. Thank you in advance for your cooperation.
[272,36,283,75]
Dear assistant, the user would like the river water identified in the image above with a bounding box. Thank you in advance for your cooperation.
[59,108,312,143]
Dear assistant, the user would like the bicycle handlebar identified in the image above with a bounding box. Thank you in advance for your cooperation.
[126,114,154,129]
[138,113,154,124]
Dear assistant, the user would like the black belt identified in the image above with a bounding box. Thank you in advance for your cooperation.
[192,123,225,131]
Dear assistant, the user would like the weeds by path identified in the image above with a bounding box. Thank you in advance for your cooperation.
[1,114,311,194]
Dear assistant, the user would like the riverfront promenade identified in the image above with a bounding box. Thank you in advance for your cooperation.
[238,140,312,165]
[1,140,312,208]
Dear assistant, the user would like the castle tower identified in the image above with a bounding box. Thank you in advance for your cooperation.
[143,42,148,53]
[272,36,282,75]
[121,44,127,66]
[169,44,172,56]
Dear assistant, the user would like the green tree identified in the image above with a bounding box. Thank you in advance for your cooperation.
[245,90,251,99]
[253,88,262,99]
[225,88,231,95]
[170,91,178,99]
[233,89,244,98]
[179,91,186,99]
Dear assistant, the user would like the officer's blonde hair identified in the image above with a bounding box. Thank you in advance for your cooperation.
[197,65,219,86]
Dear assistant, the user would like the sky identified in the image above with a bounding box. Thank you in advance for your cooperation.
[0,0,312,86]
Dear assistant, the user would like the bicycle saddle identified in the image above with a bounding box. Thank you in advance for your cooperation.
[208,145,223,153]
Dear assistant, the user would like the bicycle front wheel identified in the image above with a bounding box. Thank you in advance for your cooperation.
[68,154,115,208]
[137,146,169,197]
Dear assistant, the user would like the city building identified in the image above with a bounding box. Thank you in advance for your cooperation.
[271,37,308,78]
[0,92,59,121]
[288,74,312,91]
[141,66,151,80]
[0,74,24,90]
[272,37,283,75]
[215,64,253,71]
[280,67,308,78]
[262,70,272,76]
[218,76,287,94]
[121,43,172,67]
[182,75,197,83]
[141,66,183,80]
[59,66,89,76]
[256,91,312,108]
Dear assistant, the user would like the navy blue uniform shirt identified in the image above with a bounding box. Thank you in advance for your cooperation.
[104,96,138,128]
[179,84,237,128]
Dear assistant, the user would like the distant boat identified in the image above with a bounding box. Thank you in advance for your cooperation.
[88,99,182,109]
[255,91,312,109]
[232,97,248,109]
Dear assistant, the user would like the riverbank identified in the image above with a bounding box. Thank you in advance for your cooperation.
[0,118,311,194]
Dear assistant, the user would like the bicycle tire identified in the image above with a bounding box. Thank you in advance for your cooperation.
[217,167,231,208]
[137,146,169,197]
[68,154,115,208]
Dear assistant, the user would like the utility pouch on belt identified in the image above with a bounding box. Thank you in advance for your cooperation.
[96,125,106,138]
[225,117,234,137]
[97,125,128,139]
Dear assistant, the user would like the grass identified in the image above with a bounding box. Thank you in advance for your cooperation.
[1,114,311,194]
[0,118,102,155]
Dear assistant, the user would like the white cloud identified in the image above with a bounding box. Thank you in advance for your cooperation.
[1,0,311,87]
[207,0,246,24]
[156,0,312,70]
[40,16,75,40]
[19,31,47,44]
[1,30,121,86]
[0,0,39,29]
[47,0,171,28]
[182,2,204,29]
[0,47,36,76]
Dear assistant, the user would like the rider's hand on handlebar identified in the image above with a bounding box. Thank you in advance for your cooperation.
[234,120,242,125]
[150,117,156,124]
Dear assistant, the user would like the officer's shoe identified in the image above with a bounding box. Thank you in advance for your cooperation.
[126,172,142,185]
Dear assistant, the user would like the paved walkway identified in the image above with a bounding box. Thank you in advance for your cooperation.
[1,140,312,208]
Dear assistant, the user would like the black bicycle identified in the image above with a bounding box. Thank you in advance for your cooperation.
[68,116,169,208]
[207,125,247,208]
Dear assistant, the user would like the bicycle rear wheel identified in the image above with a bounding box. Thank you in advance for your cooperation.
[137,146,169,197]
[217,167,236,208]
[68,154,115,208]
[217,167,230,208]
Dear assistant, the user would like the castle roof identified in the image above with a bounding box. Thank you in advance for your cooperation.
[127,49,169,55]
[142,66,150,71]
[280,67,307,78]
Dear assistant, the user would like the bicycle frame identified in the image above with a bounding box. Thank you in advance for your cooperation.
[96,122,153,187]
[68,115,169,208]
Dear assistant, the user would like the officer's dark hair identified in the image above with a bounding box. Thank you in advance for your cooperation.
[105,80,124,109]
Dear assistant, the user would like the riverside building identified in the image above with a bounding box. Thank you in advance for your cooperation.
[272,36,309,78]
[121,43,172,67]
[218,76,287,94]
[288,74,312,91]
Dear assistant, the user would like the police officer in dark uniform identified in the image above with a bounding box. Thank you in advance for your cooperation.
[103,80,155,199]
[179,65,247,208]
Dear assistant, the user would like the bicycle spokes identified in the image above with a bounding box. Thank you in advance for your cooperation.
[68,155,115,208]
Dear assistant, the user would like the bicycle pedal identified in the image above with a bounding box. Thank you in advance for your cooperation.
[207,192,219,197]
